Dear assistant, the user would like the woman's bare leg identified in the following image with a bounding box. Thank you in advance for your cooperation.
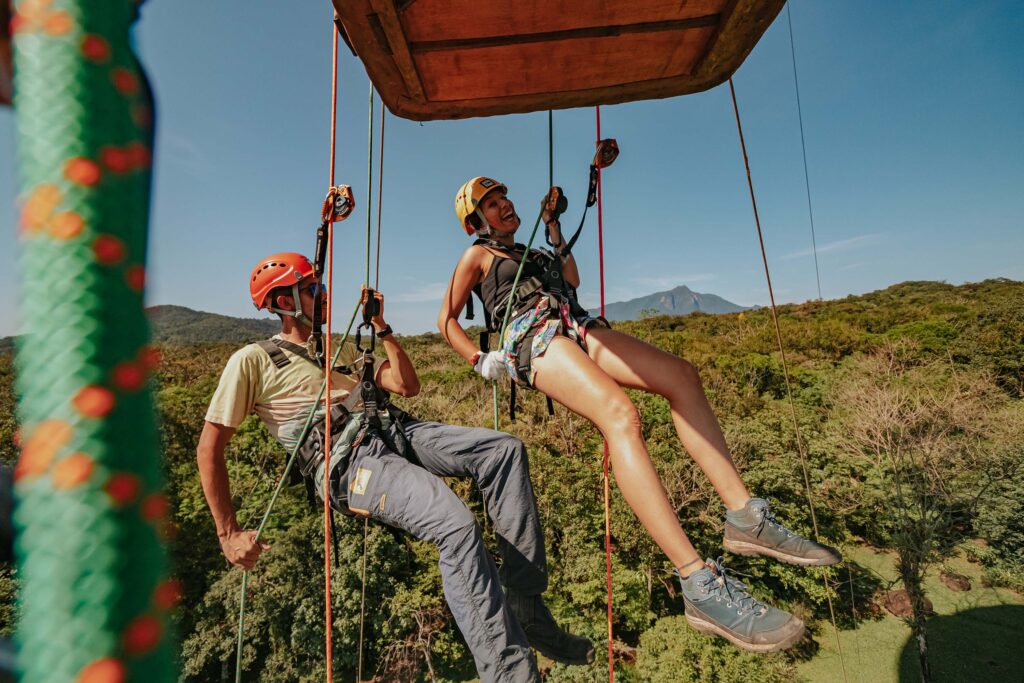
[584,327,750,510]
[531,337,701,570]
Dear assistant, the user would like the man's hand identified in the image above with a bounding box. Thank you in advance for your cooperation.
[219,530,270,570]
[361,286,387,330]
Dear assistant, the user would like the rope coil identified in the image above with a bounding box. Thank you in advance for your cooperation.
[12,1,176,680]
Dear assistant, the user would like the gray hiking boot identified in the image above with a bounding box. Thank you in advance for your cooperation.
[724,498,842,567]
[507,592,595,666]
[677,558,805,653]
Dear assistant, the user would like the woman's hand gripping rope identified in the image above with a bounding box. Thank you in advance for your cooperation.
[472,350,506,380]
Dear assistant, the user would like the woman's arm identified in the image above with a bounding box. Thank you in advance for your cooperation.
[548,220,581,288]
[438,246,486,362]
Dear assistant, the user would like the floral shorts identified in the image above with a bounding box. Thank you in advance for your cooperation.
[498,296,608,386]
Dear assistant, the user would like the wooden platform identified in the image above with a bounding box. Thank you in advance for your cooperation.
[332,0,785,121]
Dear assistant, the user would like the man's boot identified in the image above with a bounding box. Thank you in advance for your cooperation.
[506,592,595,665]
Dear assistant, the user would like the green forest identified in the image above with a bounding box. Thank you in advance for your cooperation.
[1,279,1022,682]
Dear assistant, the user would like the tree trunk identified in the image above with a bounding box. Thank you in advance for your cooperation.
[898,552,932,683]
[915,619,931,683]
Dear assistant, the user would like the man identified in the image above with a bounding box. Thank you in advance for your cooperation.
[197,252,594,683]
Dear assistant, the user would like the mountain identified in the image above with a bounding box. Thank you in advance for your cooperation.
[593,285,747,321]
[146,305,278,344]
[0,306,278,350]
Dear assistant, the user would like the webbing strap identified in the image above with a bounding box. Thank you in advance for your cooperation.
[256,339,290,369]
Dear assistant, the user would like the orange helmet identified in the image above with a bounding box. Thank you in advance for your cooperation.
[455,176,506,235]
[249,252,314,310]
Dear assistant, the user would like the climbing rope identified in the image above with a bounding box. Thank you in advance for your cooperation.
[595,105,615,682]
[374,95,385,290]
[786,2,822,300]
[233,16,367,682]
[728,77,849,683]
[355,81,376,683]
[11,1,177,680]
[322,16,343,682]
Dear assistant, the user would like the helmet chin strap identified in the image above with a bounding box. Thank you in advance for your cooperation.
[268,283,316,328]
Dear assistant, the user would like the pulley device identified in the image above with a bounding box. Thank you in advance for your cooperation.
[311,185,355,362]
[544,138,619,253]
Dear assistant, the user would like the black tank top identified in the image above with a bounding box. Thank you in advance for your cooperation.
[475,241,579,329]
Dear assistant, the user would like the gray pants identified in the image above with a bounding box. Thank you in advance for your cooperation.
[339,418,546,683]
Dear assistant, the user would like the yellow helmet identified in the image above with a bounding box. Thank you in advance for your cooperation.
[455,176,507,235]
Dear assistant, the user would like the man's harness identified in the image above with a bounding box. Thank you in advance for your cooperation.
[256,293,418,510]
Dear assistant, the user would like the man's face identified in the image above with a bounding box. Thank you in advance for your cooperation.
[292,277,328,320]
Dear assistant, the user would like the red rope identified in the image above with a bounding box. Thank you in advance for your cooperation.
[323,14,340,681]
[596,105,614,682]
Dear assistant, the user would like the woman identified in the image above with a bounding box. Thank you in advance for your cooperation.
[438,177,841,653]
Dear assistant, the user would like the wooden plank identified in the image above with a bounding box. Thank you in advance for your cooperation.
[416,29,714,101]
[409,16,720,54]
[333,0,785,121]
[368,0,426,101]
[401,0,724,42]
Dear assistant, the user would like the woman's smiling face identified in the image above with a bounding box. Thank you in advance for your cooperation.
[478,188,520,234]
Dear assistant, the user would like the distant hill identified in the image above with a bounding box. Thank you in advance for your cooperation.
[593,284,747,321]
[0,287,745,351]
[147,305,278,344]
[0,306,277,350]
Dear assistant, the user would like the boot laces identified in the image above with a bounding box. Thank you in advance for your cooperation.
[701,557,766,616]
[754,498,796,539]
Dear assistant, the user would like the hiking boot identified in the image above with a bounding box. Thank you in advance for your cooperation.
[723,498,842,567]
[507,592,595,666]
[677,558,805,653]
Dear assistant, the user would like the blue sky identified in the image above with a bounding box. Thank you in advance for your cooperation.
[1,1,1022,338]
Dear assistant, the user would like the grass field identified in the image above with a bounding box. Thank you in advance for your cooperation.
[796,547,1024,683]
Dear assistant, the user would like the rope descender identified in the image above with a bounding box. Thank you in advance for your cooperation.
[354,288,382,428]
[311,185,356,363]
[544,138,620,254]
[322,184,355,223]
[587,138,619,207]
[542,186,568,224]
[354,287,379,355]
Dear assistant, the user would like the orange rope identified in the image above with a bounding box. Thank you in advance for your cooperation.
[323,13,341,681]
[596,104,614,682]
[728,77,849,683]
